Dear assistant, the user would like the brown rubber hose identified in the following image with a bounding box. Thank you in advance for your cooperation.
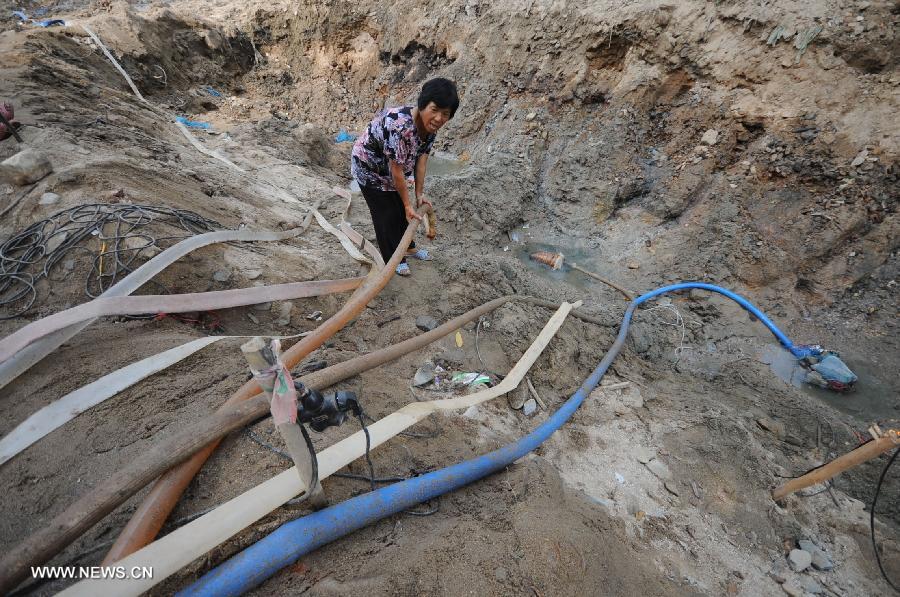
[0,290,606,591]
[0,277,365,363]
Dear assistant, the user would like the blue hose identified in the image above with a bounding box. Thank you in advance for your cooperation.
[179,283,810,596]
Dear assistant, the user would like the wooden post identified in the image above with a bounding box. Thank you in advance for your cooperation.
[772,430,899,501]
[241,337,326,507]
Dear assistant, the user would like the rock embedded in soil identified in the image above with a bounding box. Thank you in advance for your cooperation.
[781,582,804,597]
[646,459,673,481]
[213,269,232,282]
[798,540,834,571]
[274,301,293,326]
[0,149,52,185]
[788,548,812,572]
[39,192,60,205]
[522,398,537,416]
[700,129,719,146]
[415,315,439,332]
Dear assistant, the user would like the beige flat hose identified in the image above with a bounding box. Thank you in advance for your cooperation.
[0,277,364,363]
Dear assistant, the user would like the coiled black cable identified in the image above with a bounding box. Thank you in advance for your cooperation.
[0,203,220,319]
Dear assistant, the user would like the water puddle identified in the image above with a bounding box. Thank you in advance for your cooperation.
[427,152,468,176]
[760,344,899,423]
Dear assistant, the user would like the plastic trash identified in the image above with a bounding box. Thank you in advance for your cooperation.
[10,10,64,26]
[205,86,222,97]
[451,372,490,386]
[334,129,356,143]
[175,116,211,130]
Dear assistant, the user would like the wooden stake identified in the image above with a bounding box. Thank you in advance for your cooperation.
[241,337,326,507]
[772,430,899,501]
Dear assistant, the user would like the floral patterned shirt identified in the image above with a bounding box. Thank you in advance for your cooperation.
[351,106,435,191]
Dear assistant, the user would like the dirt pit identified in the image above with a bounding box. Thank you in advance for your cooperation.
[0,1,898,595]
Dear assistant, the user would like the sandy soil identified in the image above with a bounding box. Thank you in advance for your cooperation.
[0,0,897,595]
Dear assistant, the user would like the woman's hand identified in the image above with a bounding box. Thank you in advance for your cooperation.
[405,205,422,222]
[416,195,433,209]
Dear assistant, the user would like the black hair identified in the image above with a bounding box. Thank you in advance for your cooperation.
[417,78,459,119]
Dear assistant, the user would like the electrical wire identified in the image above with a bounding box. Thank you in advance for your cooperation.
[247,410,440,517]
[870,448,899,592]
[0,203,221,319]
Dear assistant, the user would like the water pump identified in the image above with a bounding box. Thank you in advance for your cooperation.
[293,380,360,432]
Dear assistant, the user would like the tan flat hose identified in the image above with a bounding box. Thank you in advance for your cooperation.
[99,209,423,565]
[0,278,364,362]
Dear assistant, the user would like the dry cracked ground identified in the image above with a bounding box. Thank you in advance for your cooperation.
[0,0,898,595]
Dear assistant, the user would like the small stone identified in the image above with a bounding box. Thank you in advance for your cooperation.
[0,149,53,185]
[798,540,834,571]
[213,269,232,283]
[413,362,435,387]
[788,549,812,572]
[850,149,867,167]
[700,129,719,146]
[38,192,60,205]
[275,302,293,326]
[247,312,260,324]
[62,258,75,272]
[781,582,803,597]
[646,459,673,481]
[522,398,537,416]
[252,302,272,312]
[507,384,528,409]
[664,481,680,495]
[494,567,508,582]
[626,261,640,270]
[415,315,439,332]
[525,112,537,121]
[306,310,323,321]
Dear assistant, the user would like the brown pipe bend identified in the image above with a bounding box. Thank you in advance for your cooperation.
[0,287,605,591]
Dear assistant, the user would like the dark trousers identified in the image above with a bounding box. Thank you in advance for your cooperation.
[359,185,415,264]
